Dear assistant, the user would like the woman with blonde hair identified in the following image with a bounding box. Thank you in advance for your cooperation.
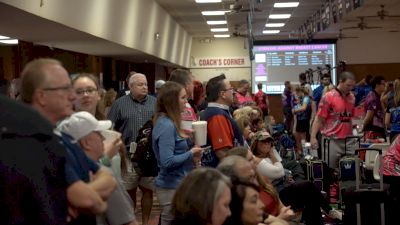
[152,81,203,225]
[233,106,253,120]
[235,115,254,147]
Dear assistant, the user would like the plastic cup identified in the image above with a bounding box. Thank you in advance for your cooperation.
[192,121,207,146]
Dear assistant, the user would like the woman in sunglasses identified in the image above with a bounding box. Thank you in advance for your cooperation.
[250,131,343,225]
[250,131,284,180]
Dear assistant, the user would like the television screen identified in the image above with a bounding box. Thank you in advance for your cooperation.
[252,43,337,94]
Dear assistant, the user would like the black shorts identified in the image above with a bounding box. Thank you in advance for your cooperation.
[296,119,310,133]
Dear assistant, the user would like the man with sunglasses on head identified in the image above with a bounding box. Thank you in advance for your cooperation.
[201,74,244,167]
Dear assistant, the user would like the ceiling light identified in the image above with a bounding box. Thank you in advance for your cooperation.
[211,28,229,32]
[265,23,285,27]
[207,20,227,25]
[214,34,230,38]
[195,0,222,3]
[274,2,300,8]
[202,11,226,16]
[263,30,280,34]
[0,35,10,39]
[269,14,291,19]
[0,39,19,44]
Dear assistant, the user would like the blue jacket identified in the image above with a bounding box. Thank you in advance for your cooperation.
[152,115,193,189]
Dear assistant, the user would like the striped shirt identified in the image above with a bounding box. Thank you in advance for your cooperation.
[107,94,156,147]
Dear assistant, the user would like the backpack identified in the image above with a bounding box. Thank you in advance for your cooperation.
[131,120,159,177]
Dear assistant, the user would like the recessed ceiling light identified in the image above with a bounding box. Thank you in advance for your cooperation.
[269,14,291,19]
[207,20,227,25]
[214,34,230,38]
[274,2,300,8]
[263,30,280,34]
[265,23,285,27]
[0,39,19,44]
[0,35,10,40]
[202,11,226,16]
[211,28,229,32]
[195,0,222,3]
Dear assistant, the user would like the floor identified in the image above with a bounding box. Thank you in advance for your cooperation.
[135,190,160,225]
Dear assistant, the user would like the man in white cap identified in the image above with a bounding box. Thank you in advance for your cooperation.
[59,111,138,225]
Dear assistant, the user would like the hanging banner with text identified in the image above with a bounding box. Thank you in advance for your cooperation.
[190,56,251,68]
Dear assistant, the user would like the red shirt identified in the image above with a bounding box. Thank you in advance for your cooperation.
[208,114,235,151]
[317,88,355,139]
[253,90,268,112]
[259,189,280,216]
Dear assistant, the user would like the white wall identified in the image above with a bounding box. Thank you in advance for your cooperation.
[337,32,400,64]
[190,31,400,83]
[190,37,251,82]
[0,0,192,67]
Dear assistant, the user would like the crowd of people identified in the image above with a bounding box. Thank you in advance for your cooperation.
[2,57,400,225]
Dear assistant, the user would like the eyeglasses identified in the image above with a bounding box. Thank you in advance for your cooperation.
[75,88,98,96]
[42,85,73,92]
[222,87,234,92]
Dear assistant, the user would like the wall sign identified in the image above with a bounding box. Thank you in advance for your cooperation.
[190,56,251,68]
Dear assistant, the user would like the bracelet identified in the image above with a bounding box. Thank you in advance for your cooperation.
[99,155,112,167]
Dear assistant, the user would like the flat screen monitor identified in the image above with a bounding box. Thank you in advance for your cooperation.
[252,43,336,94]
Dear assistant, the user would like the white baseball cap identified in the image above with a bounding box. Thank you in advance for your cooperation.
[155,80,166,89]
[59,111,113,141]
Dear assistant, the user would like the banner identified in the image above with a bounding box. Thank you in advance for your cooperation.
[190,56,251,68]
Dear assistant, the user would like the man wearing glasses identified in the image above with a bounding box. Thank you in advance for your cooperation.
[20,58,116,224]
[201,74,244,167]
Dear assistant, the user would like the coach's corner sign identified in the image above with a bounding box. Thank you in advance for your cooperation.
[190,56,251,68]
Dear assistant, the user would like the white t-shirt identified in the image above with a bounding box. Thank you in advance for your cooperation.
[256,149,285,181]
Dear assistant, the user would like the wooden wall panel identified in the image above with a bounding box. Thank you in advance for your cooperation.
[347,63,400,82]
[0,42,177,94]
[268,95,284,123]
[0,46,16,80]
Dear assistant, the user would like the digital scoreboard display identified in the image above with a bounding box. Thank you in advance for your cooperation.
[252,44,336,94]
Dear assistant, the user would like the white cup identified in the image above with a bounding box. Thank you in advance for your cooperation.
[192,121,208,146]
[101,130,121,145]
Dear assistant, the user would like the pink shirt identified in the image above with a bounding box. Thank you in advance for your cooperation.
[181,102,197,132]
[382,135,400,176]
[317,88,355,139]
[236,92,254,106]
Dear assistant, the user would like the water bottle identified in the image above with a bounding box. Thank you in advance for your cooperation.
[301,139,306,154]
[304,142,311,156]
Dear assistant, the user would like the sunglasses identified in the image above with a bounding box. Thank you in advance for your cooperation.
[259,139,273,144]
